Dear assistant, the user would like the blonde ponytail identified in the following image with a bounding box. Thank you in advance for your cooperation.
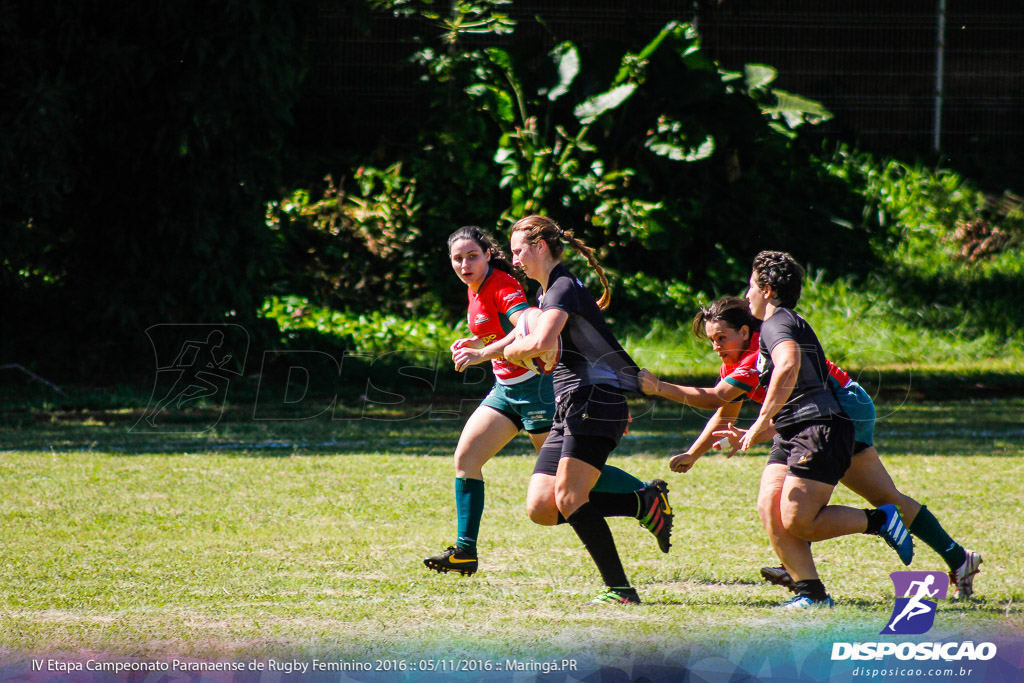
[561,229,611,310]
[510,215,612,310]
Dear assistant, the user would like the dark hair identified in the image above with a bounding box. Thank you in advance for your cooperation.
[751,250,805,308]
[509,215,612,310]
[447,225,516,277]
[691,296,761,339]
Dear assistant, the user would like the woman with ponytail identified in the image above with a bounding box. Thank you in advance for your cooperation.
[425,226,651,578]
[504,216,672,606]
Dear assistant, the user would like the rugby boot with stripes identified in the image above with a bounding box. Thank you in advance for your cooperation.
[876,504,914,566]
[589,586,641,605]
[637,479,673,553]
[949,549,982,600]
[776,594,834,609]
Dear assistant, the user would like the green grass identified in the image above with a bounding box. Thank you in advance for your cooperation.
[0,398,1022,663]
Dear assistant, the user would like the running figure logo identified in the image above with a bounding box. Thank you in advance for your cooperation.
[882,571,949,635]
[134,324,249,433]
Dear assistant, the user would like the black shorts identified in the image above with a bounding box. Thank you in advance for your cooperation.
[768,415,855,486]
[533,384,629,474]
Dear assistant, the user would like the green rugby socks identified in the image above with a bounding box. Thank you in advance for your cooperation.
[908,505,967,571]
[591,465,645,494]
[455,477,485,553]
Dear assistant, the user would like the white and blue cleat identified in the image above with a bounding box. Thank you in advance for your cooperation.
[877,504,914,566]
[776,595,834,609]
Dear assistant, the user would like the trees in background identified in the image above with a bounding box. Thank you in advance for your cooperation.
[9,0,1012,381]
[1,0,315,377]
[273,2,885,327]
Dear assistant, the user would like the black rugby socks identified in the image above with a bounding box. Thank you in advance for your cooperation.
[567,502,630,589]
[588,491,641,518]
[863,508,886,534]
[793,579,829,602]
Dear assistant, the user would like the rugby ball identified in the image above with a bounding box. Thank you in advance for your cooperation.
[514,307,561,375]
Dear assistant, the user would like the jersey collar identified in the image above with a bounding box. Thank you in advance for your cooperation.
[472,266,495,294]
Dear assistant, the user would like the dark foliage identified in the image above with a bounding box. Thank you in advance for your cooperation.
[1,0,317,380]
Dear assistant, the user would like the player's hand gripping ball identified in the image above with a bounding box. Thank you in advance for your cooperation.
[514,307,561,375]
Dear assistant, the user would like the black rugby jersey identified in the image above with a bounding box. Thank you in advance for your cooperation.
[539,263,640,398]
[756,307,842,429]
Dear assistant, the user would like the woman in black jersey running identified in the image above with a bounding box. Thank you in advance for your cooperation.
[504,215,671,605]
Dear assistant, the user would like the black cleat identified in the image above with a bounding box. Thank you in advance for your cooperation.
[637,479,673,553]
[760,565,797,593]
[424,546,478,576]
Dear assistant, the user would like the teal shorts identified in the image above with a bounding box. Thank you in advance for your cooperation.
[480,374,554,434]
[830,378,876,449]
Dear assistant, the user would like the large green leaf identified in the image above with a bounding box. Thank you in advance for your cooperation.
[763,88,833,129]
[465,83,515,123]
[743,63,777,90]
[644,116,716,162]
[485,47,515,75]
[574,84,637,124]
[646,135,715,162]
[546,42,580,101]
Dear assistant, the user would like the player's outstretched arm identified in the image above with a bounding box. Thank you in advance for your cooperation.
[668,401,742,473]
[639,369,743,410]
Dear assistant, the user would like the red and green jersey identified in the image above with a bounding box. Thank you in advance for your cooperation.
[720,332,852,403]
[720,333,764,401]
[467,268,530,383]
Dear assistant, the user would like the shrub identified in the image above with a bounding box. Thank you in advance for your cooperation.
[265,165,426,313]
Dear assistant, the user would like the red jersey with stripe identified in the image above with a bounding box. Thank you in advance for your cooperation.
[466,268,530,383]
[721,332,852,403]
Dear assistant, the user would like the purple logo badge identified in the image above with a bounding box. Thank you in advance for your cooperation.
[881,571,949,635]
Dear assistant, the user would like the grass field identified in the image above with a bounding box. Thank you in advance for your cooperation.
[0,395,1022,667]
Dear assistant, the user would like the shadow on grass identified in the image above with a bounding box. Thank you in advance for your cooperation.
[3,380,1024,457]
[645,594,804,609]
